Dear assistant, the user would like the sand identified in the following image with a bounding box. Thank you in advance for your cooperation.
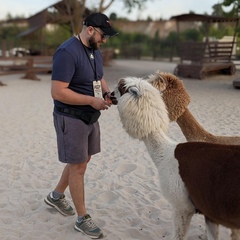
[0,59,239,240]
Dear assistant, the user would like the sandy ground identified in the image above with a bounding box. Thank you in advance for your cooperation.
[0,59,239,240]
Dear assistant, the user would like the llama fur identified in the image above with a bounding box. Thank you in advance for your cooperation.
[148,71,190,122]
[147,71,240,240]
[113,77,240,240]
[147,71,240,144]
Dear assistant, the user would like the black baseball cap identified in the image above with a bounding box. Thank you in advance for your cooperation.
[83,12,118,37]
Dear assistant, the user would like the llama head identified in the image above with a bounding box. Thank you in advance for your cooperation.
[113,76,169,140]
[147,71,191,121]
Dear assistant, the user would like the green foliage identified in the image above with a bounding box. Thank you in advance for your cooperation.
[208,24,235,39]
[44,25,72,49]
[212,3,225,16]
[103,29,152,58]
[222,0,240,16]
[123,0,149,12]
[0,24,27,49]
[103,28,179,59]
[223,0,239,6]
[0,25,24,39]
[1,0,240,59]
[181,29,203,42]
[109,13,117,20]
[6,12,26,19]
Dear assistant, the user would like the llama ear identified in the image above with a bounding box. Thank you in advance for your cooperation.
[129,86,142,97]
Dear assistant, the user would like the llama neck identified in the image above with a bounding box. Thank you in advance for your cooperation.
[177,109,240,144]
[176,108,216,142]
[143,130,176,168]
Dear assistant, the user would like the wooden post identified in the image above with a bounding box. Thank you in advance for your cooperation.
[2,40,7,57]
[21,57,40,80]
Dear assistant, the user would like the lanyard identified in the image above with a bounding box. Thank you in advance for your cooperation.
[78,35,97,80]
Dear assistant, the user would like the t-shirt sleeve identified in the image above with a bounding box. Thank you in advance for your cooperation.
[51,48,76,83]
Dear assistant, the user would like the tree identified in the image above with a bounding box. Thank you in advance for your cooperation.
[109,12,117,20]
[62,0,152,35]
[222,0,240,16]
[212,3,225,16]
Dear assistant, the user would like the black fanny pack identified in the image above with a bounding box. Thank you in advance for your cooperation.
[55,107,101,125]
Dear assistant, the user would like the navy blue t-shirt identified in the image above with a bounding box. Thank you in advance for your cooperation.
[51,36,104,111]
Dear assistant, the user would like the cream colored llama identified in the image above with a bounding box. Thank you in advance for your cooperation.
[147,71,240,240]
[113,77,240,240]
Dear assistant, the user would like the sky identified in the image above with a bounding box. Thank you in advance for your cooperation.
[0,0,232,21]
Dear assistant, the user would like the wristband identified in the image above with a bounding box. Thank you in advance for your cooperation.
[103,92,111,98]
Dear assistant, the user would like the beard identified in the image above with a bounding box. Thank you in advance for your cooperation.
[89,35,99,50]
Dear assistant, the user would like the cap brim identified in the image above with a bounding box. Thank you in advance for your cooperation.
[100,27,118,37]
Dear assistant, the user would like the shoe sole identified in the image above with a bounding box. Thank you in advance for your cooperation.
[74,225,103,239]
[44,197,75,216]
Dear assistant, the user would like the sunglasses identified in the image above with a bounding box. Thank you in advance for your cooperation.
[93,27,110,40]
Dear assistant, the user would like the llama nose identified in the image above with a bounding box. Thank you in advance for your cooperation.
[110,91,118,105]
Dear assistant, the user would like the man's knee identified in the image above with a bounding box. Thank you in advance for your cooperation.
[69,162,88,176]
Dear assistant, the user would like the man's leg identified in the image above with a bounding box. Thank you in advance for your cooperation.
[70,156,103,239]
[44,164,75,216]
[68,158,89,216]
[54,164,70,193]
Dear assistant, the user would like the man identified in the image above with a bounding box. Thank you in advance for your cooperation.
[44,12,118,239]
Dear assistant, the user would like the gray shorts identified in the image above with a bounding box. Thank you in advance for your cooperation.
[53,112,101,164]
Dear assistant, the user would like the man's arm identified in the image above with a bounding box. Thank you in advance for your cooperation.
[51,80,110,110]
[101,78,111,94]
[101,78,118,105]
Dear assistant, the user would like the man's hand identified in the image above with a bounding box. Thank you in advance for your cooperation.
[91,97,111,110]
